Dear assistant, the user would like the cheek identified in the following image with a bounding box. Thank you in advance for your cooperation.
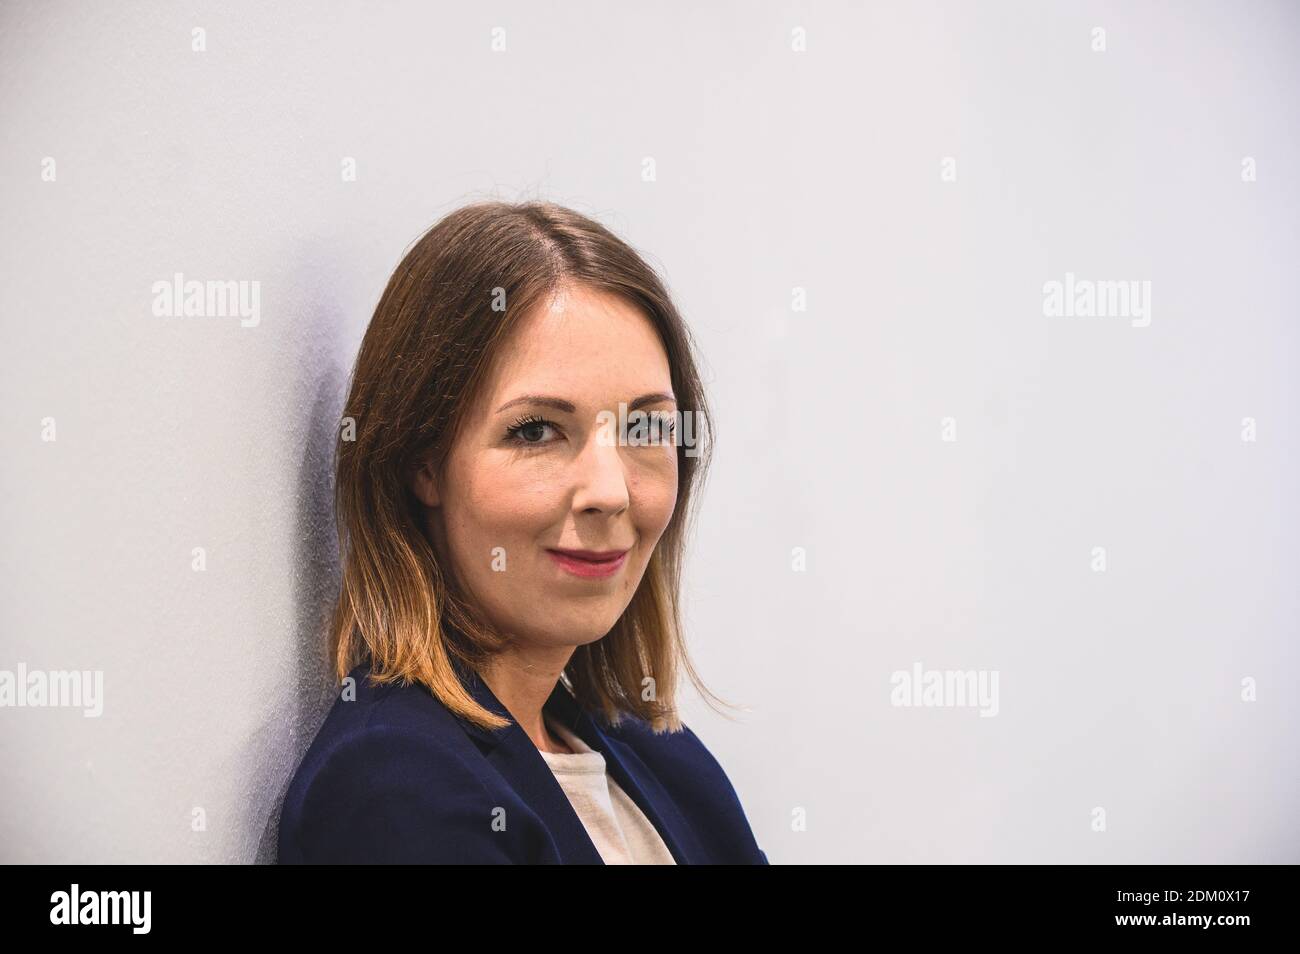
[452,466,557,559]
[632,456,679,540]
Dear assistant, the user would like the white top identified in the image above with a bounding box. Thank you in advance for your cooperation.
[539,714,677,865]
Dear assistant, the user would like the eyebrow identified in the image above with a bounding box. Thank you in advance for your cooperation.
[495,392,677,414]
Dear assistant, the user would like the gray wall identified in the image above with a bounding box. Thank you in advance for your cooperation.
[1,0,1296,863]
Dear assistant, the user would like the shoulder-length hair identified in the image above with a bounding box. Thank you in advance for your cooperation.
[328,200,730,734]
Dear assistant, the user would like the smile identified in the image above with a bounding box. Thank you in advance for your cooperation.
[545,548,629,579]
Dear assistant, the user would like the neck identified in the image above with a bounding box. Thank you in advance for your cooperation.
[479,645,576,754]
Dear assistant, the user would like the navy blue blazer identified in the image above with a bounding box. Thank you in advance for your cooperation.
[277,661,769,864]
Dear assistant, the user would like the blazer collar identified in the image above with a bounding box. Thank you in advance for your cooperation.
[454,663,588,749]
[452,665,699,864]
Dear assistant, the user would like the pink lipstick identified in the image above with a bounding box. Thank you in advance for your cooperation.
[546,547,630,579]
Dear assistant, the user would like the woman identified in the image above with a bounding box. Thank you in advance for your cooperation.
[277,201,768,864]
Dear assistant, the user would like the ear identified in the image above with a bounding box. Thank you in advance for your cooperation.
[408,454,441,508]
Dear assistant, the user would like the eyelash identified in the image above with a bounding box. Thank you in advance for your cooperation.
[504,414,561,448]
[503,412,677,448]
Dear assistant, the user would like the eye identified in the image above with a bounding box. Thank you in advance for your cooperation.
[644,409,676,442]
[504,414,562,448]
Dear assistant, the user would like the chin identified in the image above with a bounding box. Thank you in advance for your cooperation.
[506,613,615,648]
[554,616,621,647]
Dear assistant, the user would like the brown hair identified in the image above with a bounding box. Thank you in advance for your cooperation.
[328,200,730,733]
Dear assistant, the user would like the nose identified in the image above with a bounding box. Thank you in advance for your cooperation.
[571,431,631,515]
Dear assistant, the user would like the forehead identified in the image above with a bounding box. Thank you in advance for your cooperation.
[486,285,671,398]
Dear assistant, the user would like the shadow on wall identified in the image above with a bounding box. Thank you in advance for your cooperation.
[250,245,355,864]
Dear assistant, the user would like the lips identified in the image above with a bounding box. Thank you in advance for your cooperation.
[548,548,630,561]
[545,547,630,579]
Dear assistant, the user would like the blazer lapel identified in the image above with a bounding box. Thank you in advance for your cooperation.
[542,678,704,865]
[452,666,701,864]
[454,667,605,864]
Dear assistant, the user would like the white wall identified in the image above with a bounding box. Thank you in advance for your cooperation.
[1,0,1296,863]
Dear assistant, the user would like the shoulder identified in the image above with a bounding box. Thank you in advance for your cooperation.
[601,713,769,864]
[277,665,535,864]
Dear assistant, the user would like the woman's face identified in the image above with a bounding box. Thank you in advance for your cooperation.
[411,283,680,651]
